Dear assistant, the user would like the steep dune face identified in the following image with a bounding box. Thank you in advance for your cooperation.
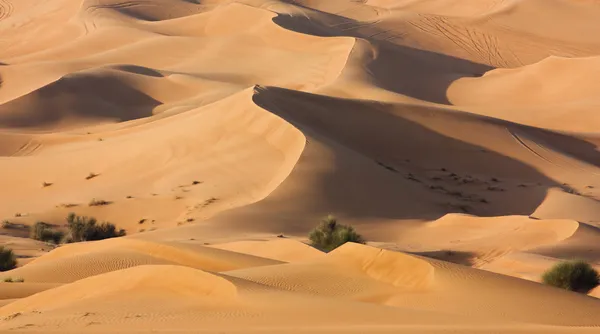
[3,0,600,332]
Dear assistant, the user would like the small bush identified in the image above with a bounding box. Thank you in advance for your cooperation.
[308,215,365,252]
[65,213,126,242]
[30,222,64,244]
[1,220,14,229]
[89,198,111,207]
[542,260,600,293]
[0,246,17,272]
[3,277,23,283]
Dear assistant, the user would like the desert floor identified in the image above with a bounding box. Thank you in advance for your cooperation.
[2,0,600,333]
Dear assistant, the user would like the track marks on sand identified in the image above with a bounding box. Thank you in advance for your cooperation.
[0,0,13,21]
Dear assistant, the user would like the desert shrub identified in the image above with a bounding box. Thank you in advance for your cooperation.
[0,246,17,272]
[30,222,64,244]
[308,215,365,252]
[542,260,600,293]
[3,277,23,283]
[65,213,126,243]
[1,220,13,229]
[88,198,111,206]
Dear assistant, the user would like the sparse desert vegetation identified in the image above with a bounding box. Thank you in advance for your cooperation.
[0,246,17,272]
[2,220,15,229]
[308,215,365,252]
[3,277,24,283]
[64,213,126,242]
[89,198,111,206]
[542,260,600,293]
[30,222,64,244]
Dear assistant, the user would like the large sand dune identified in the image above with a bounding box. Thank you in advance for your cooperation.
[2,0,600,332]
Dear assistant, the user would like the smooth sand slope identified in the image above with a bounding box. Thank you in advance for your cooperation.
[3,0,600,332]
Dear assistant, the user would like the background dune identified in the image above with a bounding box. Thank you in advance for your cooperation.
[2,0,600,332]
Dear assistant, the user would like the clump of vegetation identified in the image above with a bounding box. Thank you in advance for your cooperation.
[42,182,53,188]
[542,260,600,293]
[56,203,78,209]
[88,198,111,207]
[0,246,17,272]
[3,277,24,283]
[64,213,125,243]
[308,215,365,252]
[2,220,15,229]
[30,222,64,244]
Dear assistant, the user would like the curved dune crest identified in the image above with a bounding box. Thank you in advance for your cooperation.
[532,188,600,223]
[325,243,435,290]
[6,238,280,283]
[226,243,435,301]
[450,56,600,106]
[413,213,580,252]
[0,265,238,315]
[447,55,600,131]
[209,238,324,263]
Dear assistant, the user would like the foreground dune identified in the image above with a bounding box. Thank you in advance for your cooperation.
[2,0,600,332]
[4,243,600,333]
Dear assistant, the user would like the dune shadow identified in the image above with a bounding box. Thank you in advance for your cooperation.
[410,250,476,267]
[112,65,164,77]
[191,86,600,235]
[272,10,492,104]
[87,0,203,22]
[0,72,161,128]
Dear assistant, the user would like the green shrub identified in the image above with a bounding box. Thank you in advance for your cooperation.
[65,213,126,242]
[0,246,17,272]
[542,260,600,293]
[308,215,365,252]
[30,222,64,244]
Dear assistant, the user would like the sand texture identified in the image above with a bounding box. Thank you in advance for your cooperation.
[3,0,600,332]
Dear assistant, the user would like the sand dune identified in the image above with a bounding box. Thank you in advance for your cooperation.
[209,238,324,262]
[2,0,600,332]
[6,238,280,283]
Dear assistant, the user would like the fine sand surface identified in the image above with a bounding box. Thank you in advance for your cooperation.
[3,0,600,332]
